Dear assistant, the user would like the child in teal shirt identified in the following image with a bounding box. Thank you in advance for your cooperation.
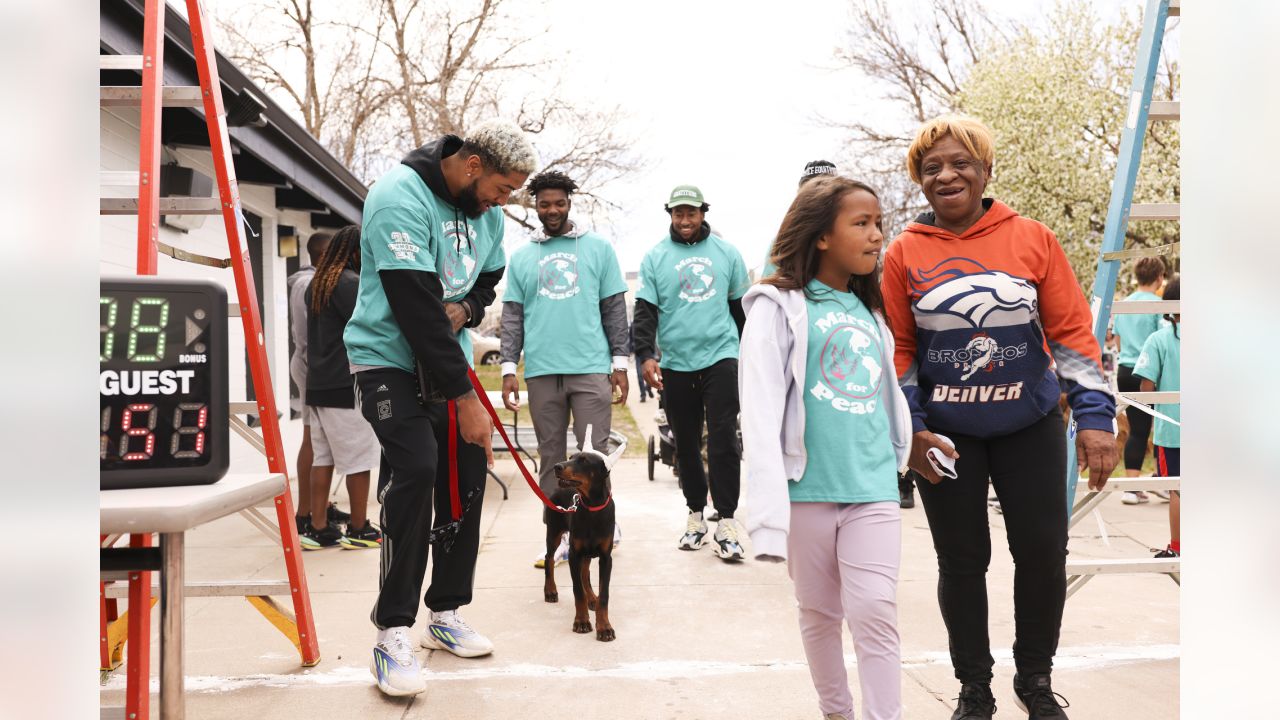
[741,176,912,720]
[1134,275,1181,558]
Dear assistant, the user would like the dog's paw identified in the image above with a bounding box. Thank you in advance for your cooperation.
[572,619,592,634]
[544,591,558,603]
[595,626,615,642]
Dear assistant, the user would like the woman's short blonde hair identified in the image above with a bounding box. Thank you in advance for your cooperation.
[905,115,995,185]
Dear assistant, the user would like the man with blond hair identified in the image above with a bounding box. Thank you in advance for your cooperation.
[344,120,537,697]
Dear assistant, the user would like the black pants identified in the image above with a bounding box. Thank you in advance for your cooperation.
[356,368,487,629]
[635,357,653,399]
[1117,364,1154,470]
[915,411,1067,683]
[662,358,740,519]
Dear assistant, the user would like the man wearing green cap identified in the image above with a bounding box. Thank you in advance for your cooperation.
[634,185,750,562]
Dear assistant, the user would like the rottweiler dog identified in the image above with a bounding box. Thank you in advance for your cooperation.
[543,449,616,642]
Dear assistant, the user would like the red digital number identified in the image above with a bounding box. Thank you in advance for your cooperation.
[118,403,158,461]
[170,403,208,459]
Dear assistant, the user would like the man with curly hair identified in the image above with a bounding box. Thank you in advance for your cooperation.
[344,119,537,697]
[498,170,630,567]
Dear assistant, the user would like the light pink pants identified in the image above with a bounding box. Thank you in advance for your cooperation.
[788,501,902,720]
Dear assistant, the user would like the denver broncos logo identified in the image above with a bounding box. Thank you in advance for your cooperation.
[909,257,1038,330]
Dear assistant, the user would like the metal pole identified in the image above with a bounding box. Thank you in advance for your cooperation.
[159,532,185,719]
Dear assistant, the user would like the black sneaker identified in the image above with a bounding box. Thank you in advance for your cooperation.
[301,522,343,550]
[326,503,351,525]
[340,521,383,549]
[295,514,310,535]
[899,473,916,509]
[951,682,996,720]
[1154,545,1179,558]
[1014,673,1070,718]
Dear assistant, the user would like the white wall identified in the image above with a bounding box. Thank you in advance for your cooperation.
[100,106,322,428]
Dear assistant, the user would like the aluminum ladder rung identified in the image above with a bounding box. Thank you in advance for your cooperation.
[1075,476,1180,492]
[100,85,204,107]
[1130,203,1179,221]
[1110,300,1178,314]
[100,171,141,187]
[1066,558,1180,576]
[100,55,146,71]
[1102,241,1179,262]
[1148,100,1180,121]
[101,580,291,599]
[1119,391,1180,404]
[100,197,222,215]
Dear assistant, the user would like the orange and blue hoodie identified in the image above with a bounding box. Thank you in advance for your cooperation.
[881,199,1115,438]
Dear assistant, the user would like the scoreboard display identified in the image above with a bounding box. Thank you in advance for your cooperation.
[100,277,229,489]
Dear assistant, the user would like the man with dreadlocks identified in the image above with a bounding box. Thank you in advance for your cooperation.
[497,170,630,568]
[343,120,537,697]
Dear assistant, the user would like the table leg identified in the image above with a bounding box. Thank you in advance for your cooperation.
[159,532,185,719]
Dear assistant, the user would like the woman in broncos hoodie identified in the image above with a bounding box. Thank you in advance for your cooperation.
[882,115,1118,720]
[741,176,913,720]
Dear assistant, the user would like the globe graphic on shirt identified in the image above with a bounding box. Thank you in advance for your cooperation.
[677,262,715,299]
[819,325,883,399]
[442,245,477,291]
[539,257,579,295]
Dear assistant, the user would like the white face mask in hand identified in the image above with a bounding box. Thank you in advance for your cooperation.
[927,434,959,480]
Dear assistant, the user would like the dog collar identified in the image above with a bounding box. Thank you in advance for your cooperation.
[573,493,612,513]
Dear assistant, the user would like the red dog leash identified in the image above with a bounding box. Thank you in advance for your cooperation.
[444,367,596,520]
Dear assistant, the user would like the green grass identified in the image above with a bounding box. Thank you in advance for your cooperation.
[472,363,646,458]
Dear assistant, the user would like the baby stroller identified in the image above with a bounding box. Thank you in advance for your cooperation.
[645,393,742,487]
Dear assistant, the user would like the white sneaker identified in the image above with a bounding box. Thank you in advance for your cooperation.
[613,522,622,549]
[1151,489,1171,501]
[678,511,708,550]
[1122,491,1150,505]
[370,626,425,696]
[533,533,570,569]
[420,609,494,658]
[713,518,745,562]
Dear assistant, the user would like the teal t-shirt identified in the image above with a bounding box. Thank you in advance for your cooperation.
[1114,290,1162,367]
[1133,324,1181,448]
[790,280,899,503]
[635,233,749,372]
[344,164,506,372]
[503,231,628,378]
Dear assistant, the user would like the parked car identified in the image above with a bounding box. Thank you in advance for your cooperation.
[470,330,502,366]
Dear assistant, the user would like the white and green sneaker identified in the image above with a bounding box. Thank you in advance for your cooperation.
[420,609,494,658]
[533,533,570,569]
[678,511,708,551]
[370,626,425,697]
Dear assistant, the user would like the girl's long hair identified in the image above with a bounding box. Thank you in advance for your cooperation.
[1161,274,1180,339]
[762,175,885,317]
[310,225,361,313]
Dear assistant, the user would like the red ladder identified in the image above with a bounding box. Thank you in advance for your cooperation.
[102,0,319,716]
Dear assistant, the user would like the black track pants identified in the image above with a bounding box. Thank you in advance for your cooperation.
[662,358,741,519]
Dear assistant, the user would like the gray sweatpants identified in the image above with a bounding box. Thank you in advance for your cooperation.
[526,373,613,496]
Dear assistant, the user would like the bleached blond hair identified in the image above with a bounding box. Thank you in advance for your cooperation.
[461,119,538,176]
[905,114,995,185]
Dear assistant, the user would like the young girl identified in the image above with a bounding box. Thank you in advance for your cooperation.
[303,225,382,549]
[1134,275,1181,558]
[741,176,912,720]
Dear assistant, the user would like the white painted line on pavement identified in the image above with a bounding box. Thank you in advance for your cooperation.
[101,644,1180,694]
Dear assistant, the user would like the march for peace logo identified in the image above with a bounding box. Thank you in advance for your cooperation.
[441,220,479,298]
[675,256,717,303]
[809,311,884,414]
[538,252,581,300]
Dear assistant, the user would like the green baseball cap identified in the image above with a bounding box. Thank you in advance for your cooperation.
[665,184,706,209]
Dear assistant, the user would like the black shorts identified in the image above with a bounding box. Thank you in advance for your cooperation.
[1155,445,1180,477]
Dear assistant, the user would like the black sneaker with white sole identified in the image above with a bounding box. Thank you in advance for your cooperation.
[1013,673,1070,719]
[951,682,995,720]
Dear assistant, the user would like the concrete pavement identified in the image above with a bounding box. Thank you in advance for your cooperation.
[100,387,1179,718]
